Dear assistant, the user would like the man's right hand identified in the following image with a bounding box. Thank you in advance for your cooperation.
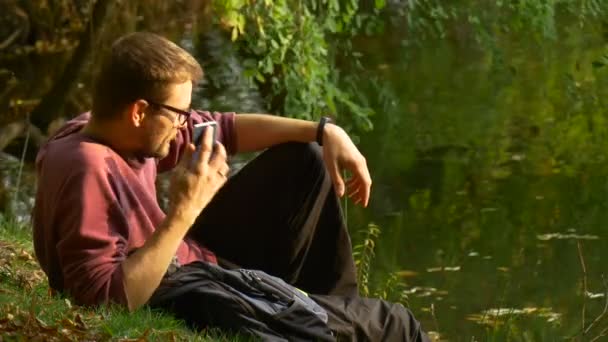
[168,128,230,226]
[123,128,229,311]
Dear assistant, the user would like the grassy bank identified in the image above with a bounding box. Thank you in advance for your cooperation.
[0,217,245,341]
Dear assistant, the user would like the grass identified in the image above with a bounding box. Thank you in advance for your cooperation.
[0,216,250,341]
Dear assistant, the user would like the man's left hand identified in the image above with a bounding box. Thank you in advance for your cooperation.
[322,124,372,207]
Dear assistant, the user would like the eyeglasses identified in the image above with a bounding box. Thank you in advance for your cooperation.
[147,100,191,126]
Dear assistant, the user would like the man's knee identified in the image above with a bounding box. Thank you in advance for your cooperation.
[388,303,430,342]
[266,142,322,161]
[263,142,325,173]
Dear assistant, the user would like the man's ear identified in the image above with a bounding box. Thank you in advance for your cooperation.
[128,99,149,127]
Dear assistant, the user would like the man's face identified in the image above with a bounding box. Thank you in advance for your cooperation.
[139,81,192,159]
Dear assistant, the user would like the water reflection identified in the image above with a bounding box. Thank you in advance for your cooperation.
[350,16,608,339]
[0,152,35,223]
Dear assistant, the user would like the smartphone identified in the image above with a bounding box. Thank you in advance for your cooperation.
[192,121,218,163]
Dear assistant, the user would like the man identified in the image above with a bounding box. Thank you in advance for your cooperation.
[33,32,429,341]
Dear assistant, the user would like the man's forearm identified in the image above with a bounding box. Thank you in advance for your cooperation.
[121,213,190,311]
[235,114,318,153]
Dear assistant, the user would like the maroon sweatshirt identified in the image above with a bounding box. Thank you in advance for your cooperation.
[32,110,236,307]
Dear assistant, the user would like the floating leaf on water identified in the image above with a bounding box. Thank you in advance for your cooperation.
[467,307,561,326]
[586,291,605,299]
[511,154,525,161]
[403,286,449,298]
[536,233,599,241]
[497,267,510,272]
[426,331,443,342]
[535,196,544,200]
[483,256,493,260]
[468,251,479,257]
[427,266,461,273]
[396,270,419,278]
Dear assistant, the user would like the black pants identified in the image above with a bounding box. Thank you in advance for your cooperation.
[185,142,429,341]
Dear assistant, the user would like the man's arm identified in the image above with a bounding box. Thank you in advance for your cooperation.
[235,114,372,207]
[123,131,229,311]
[121,213,191,311]
[235,114,317,153]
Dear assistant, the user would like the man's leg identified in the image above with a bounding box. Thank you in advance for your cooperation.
[188,142,358,297]
[310,294,431,342]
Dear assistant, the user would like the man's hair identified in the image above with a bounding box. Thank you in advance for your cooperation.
[92,32,203,119]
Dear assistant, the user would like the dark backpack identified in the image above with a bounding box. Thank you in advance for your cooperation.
[149,261,335,341]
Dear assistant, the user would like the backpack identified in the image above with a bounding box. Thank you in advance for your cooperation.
[149,261,335,341]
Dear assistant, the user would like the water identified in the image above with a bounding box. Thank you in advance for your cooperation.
[345,18,608,340]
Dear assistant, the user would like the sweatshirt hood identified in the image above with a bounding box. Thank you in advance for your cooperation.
[36,112,91,174]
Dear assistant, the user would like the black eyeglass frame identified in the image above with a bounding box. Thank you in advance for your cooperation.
[146,100,191,126]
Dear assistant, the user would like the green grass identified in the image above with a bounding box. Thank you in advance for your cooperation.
[0,215,251,341]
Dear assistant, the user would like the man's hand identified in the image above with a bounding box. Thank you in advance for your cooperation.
[123,128,229,311]
[168,128,230,225]
[322,124,372,207]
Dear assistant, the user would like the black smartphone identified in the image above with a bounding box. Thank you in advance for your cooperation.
[192,121,218,163]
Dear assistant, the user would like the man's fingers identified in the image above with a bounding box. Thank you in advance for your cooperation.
[347,187,360,198]
[359,177,371,207]
[219,164,230,178]
[327,161,345,197]
[352,163,371,207]
[209,142,227,167]
[346,178,359,188]
[179,143,196,169]
[196,127,214,171]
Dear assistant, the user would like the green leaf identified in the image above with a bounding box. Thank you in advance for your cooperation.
[255,72,266,82]
[231,27,238,41]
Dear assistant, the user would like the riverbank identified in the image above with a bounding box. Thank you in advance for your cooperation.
[0,219,244,341]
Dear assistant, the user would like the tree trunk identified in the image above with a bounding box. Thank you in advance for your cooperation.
[29,0,114,133]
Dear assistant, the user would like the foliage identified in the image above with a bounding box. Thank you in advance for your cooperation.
[352,222,411,305]
[372,271,410,306]
[352,223,381,297]
[210,0,385,131]
[390,0,608,46]
[351,223,382,295]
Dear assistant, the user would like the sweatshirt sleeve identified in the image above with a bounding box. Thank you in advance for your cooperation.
[157,110,237,173]
[55,165,129,307]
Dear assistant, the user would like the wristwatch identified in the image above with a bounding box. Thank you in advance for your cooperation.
[316,116,332,146]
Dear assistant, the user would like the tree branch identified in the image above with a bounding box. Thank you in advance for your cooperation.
[0,121,46,153]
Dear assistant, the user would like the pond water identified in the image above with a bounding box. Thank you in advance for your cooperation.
[3,9,608,341]
[343,17,608,340]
